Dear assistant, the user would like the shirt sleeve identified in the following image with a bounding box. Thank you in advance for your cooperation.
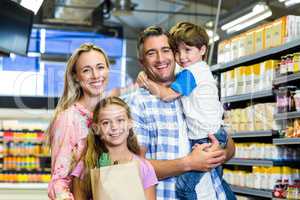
[48,112,78,200]
[139,158,158,189]
[170,69,197,96]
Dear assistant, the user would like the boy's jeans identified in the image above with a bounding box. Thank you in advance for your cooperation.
[175,128,236,200]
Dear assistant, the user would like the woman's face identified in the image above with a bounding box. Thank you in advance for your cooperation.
[75,50,109,97]
[97,104,132,148]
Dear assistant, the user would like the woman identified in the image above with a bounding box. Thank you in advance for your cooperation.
[47,43,110,200]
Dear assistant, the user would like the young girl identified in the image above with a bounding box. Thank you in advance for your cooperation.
[77,96,157,200]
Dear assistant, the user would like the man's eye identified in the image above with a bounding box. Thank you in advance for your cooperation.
[118,118,125,122]
[102,121,109,126]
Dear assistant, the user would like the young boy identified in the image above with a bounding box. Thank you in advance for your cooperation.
[137,22,235,200]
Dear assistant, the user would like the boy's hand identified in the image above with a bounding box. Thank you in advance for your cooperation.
[206,134,222,152]
[136,71,149,88]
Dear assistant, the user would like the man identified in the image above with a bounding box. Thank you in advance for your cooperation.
[124,26,235,200]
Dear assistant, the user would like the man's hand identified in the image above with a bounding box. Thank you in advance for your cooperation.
[185,142,226,172]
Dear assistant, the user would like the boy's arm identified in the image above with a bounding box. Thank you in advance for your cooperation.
[145,79,181,101]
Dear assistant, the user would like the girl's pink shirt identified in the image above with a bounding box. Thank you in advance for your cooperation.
[48,103,92,200]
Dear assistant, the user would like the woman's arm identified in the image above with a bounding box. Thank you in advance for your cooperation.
[144,186,156,200]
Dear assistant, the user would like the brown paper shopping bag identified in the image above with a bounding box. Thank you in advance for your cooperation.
[90,161,146,200]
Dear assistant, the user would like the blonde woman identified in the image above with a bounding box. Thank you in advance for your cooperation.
[47,43,110,200]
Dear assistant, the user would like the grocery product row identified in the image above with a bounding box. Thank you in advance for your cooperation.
[0,130,46,143]
[217,15,300,64]
[277,85,300,113]
[234,143,300,161]
[0,173,50,183]
[0,142,50,156]
[220,60,277,97]
[224,167,300,199]
[224,103,276,133]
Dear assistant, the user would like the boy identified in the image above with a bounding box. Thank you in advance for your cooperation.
[137,22,235,200]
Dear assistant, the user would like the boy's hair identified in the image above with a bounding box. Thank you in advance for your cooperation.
[137,25,174,58]
[81,96,140,199]
[169,22,209,60]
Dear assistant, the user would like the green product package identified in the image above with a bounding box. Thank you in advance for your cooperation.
[97,153,112,167]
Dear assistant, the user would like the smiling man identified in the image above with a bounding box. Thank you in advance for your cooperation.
[124,26,235,200]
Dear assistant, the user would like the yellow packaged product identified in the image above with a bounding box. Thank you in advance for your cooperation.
[293,52,300,73]
[217,40,226,64]
[244,66,253,93]
[272,16,287,47]
[220,72,227,98]
[239,33,246,58]
[245,30,255,56]
[265,22,273,49]
[252,64,260,92]
[254,25,265,53]
[231,36,240,61]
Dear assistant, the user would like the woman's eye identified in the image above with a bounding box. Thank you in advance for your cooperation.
[82,68,90,73]
[118,118,125,122]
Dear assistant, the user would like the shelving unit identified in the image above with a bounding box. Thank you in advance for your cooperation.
[274,111,300,120]
[230,185,273,198]
[273,72,300,85]
[230,130,275,139]
[273,138,300,145]
[211,38,300,73]
[221,90,274,103]
[215,37,300,199]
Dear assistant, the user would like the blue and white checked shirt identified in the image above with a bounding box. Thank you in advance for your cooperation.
[123,88,227,200]
[124,88,190,200]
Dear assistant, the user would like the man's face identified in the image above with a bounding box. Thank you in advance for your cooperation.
[139,35,176,85]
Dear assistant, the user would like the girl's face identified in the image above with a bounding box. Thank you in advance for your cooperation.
[175,42,205,68]
[75,50,109,97]
[97,104,132,148]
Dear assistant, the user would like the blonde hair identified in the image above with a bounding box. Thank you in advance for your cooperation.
[82,96,140,199]
[47,43,110,145]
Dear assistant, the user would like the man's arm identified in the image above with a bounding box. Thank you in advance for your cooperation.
[140,142,227,180]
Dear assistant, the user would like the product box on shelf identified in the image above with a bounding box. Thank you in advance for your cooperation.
[217,40,226,64]
[264,22,273,49]
[245,30,255,56]
[231,36,240,61]
[272,16,287,47]
[254,25,265,53]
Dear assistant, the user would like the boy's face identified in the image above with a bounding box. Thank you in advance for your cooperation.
[175,42,206,68]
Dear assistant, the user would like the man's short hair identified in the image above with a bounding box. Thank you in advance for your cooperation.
[137,26,173,59]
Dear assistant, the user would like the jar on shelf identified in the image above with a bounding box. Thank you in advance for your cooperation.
[293,52,300,73]
[280,55,288,76]
[276,87,289,113]
[286,54,294,74]
[294,90,300,112]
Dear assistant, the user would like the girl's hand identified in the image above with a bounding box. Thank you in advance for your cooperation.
[136,71,149,89]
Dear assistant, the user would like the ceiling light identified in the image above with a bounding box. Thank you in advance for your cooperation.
[206,29,220,43]
[20,0,44,14]
[284,0,300,7]
[221,2,272,34]
[112,0,134,16]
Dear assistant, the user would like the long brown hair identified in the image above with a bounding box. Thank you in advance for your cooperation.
[46,43,110,145]
[83,96,140,199]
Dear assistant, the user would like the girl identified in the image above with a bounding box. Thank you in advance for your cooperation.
[47,43,110,200]
[79,96,157,200]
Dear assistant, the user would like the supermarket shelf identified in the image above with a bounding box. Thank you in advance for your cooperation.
[273,138,300,145]
[230,185,273,198]
[0,96,59,109]
[225,158,274,166]
[211,38,300,73]
[274,111,300,120]
[221,90,274,103]
[230,130,275,138]
[0,183,48,189]
[225,158,300,167]
[273,72,300,85]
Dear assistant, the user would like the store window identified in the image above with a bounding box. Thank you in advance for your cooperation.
[0,28,124,97]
